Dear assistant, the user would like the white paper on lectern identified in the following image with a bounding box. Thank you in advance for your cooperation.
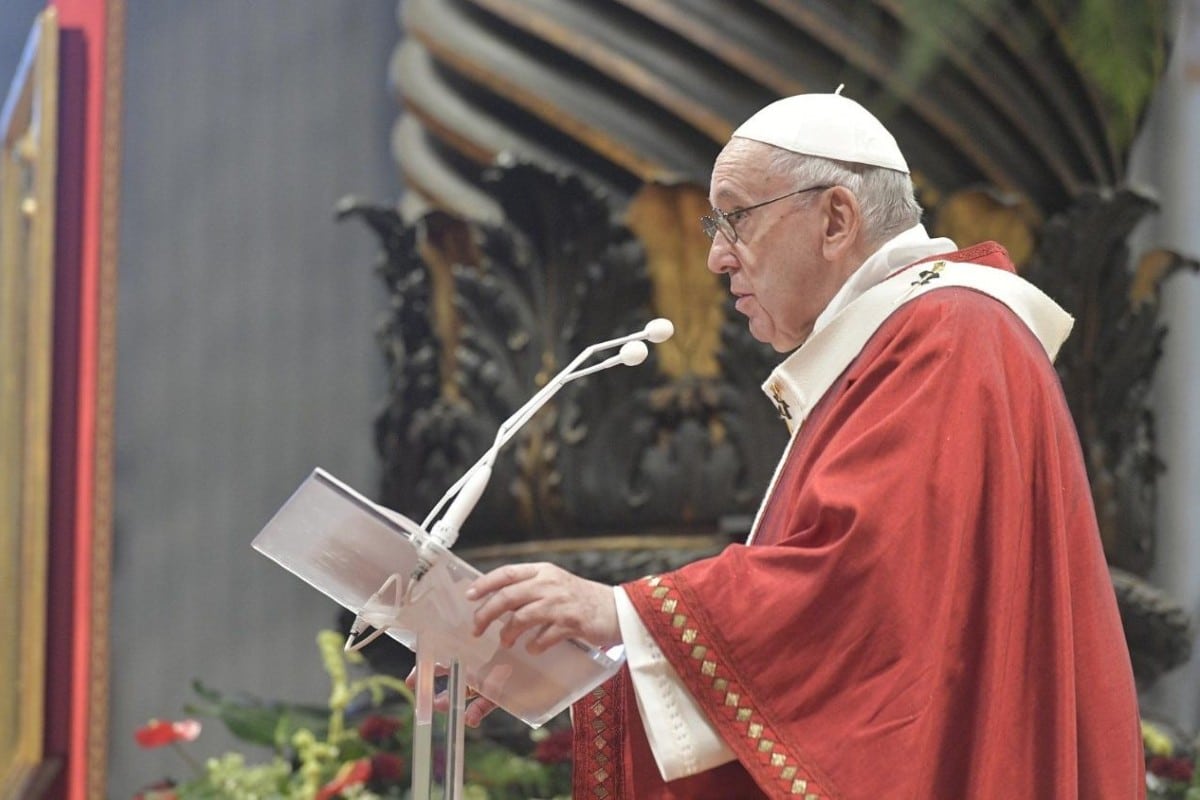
[252,468,625,728]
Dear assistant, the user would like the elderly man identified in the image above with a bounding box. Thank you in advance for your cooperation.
[466,92,1144,798]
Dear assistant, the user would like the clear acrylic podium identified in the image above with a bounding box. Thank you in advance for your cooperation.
[253,469,625,799]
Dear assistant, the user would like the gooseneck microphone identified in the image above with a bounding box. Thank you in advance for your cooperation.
[401,319,674,601]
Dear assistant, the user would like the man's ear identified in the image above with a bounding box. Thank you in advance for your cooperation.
[821,186,861,260]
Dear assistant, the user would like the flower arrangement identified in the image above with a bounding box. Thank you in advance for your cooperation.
[135,630,571,800]
[139,635,1190,799]
[1144,719,1200,800]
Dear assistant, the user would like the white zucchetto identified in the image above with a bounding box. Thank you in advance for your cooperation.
[732,90,910,174]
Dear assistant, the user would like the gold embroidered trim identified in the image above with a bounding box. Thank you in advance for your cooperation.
[769,379,794,429]
[580,684,617,799]
[639,575,831,798]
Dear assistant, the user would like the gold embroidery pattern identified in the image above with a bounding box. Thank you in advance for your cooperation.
[910,260,946,286]
[639,575,830,799]
[769,380,794,431]
[580,684,618,798]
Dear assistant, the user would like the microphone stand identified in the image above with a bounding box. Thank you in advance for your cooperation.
[347,319,673,800]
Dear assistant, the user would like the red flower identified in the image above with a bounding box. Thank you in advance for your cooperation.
[134,719,202,749]
[369,752,405,785]
[315,758,372,800]
[534,728,573,764]
[358,714,402,745]
[1148,755,1194,783]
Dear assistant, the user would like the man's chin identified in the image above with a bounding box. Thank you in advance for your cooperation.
[748,322,801,353]
[746,319,777,349]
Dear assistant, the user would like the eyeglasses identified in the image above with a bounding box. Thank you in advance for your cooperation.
[701,185,833,243]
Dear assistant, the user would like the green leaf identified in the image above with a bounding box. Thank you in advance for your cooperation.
[1060,0,1167,149]
[186,680,330,749]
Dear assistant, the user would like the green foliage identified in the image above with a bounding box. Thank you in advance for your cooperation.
[1059,0,1168,149]
[890,0,1004,96]
[139,630,572,800]
[890,0,1169,151]
[173,754,292,800]
[185,680,331,749]
[464,744,565,799]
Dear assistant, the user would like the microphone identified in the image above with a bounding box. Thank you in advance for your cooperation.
[644,318,674,344]
[400,320,673,602]
[567,340,648,379]
[620,339,651,365]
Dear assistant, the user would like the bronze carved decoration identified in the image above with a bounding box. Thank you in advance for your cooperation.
[342,162,782,577]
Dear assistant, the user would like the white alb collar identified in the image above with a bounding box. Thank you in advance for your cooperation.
[810,223,957,337]
[759,224,955,431]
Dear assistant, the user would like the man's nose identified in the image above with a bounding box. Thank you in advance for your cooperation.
[706,233,737,275]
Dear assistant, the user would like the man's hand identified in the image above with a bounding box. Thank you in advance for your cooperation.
[403,667,499,728]
[466,563,620,654]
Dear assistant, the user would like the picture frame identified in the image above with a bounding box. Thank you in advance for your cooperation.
[0,7,60,797]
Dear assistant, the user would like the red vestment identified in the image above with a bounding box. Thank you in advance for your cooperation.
[573,244,1144,799]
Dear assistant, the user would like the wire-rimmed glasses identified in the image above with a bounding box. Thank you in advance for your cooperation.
[701,184,833,243]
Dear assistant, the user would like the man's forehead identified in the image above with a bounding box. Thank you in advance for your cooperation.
[710,140,779,202]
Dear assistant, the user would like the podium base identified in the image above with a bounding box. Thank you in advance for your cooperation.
[412,639,466,799]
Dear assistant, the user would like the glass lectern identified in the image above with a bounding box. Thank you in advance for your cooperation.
[253,468,624,799]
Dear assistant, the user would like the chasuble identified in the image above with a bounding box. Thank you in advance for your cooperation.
[572,242,1144,799]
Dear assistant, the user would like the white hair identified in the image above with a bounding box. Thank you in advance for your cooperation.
[762,145,923,250]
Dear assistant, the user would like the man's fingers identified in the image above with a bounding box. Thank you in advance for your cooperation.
[466,563,539,601]
[408,686,490,717]
[405,664,463,714]
[405,663,453,687]
[471,579,551,637]
[526,622,567,655]
[463,562,619,651]
[465,696,499,727]
[496,603,555,648]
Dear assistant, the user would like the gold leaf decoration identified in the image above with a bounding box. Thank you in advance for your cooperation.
[626,183,724,379]
[932,187,1040,268]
